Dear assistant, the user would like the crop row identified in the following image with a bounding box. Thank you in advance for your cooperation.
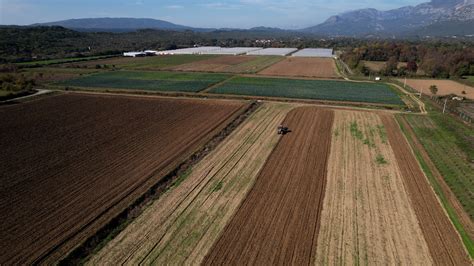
[210,77,404,105]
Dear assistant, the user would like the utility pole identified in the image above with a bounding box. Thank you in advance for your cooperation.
[404,77,407,88]
[443,98,448,114]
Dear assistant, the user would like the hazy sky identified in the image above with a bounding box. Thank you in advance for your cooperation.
[0,0,428,29]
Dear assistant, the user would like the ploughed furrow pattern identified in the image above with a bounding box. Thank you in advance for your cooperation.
[0,93,245,264]
[203,107,334,265]
[381,114,471,265]
[89,102,295,265]
[315,110,433,265]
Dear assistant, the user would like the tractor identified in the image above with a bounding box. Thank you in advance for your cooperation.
[277,125,290,135]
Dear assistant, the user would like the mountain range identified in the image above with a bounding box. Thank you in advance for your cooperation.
[33,0,474,37]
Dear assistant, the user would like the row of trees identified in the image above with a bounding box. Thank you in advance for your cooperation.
[341,41,474,78]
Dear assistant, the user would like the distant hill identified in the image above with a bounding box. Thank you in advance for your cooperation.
[302,0,474,37]
[32,17,212,32]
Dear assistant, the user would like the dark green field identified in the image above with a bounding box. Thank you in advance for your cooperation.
[60,71,231,92]
[210,76,404,105]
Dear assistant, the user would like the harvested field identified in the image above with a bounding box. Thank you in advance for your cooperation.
[258,57,339,78]
[211,76,404,105]
[0,93,246,264]
[381,115,471,265]
[315,110,433,265]
[59,71,231,92]
[204,107,334,265]
[90,102,295,265]
[168,55,282,74]
[399,78,474,99]
[59,54,217,70]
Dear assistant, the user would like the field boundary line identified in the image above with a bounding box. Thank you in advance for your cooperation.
[199,75,238,93]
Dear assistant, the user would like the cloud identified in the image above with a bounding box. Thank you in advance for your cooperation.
[200,2,242,10]
[166,5,184,9]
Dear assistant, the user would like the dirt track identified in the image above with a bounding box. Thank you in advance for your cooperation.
[381,115,471,265]
[316,111,433,264]
[0,93,245,264]
[258,57,339,78]
[203,107,334,265]
[89,102,296,265]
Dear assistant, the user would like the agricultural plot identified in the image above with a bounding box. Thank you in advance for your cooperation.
[59,54,218,70]
[90,102,296,265]
[168,55,282,74]
[211,76,404,105]
[402,114,473,218]
[204,107,333,265]
[258,57,339,78]
[316,110,433,265]
[59,71,231,92]
[0,93,246,264]
[381,114,471,264]
[399,78,474,99]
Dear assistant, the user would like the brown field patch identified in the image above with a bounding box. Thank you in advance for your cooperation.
[168,55,256,72]
[203,107,334,265]
[363,61,407,72]
[399,78,474,99]
[0,93,246,264]
[315,110,433,264]
[258,57,339,78]
[381,115,471,265]
[89,102,296,265]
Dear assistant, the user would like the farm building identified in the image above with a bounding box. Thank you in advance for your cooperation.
[292,48,334,58]
[247,48,298,56]
[202,47,263,56]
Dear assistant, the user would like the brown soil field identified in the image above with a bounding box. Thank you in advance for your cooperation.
[203,107,334,265]
[258,57,339,78]
[168,55,282,74]
[315,110,433,264]
[381,115,471,265]
[89,102,296,265]
[399,79,474,99]
[0,93,246,264]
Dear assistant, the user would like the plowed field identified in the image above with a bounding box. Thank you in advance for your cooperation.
[204,107,334,265]
[381,115,471,265]
[0,93,246,264]
[89,102,296,265]
[258,57,339,78]
[315,110,433,264]
[168,55,282,74]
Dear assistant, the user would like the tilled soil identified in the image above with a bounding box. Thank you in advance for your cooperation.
[258,57,339,78]
[316,110,433,264]
[0,93,245,264]
[203,107,334,265]
[381,114,471,265]
[399,79,474,100]
[168,56,256,72]
[89,102,296,265]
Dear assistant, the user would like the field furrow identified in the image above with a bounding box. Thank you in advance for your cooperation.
[381,114,471,265]
[203,107,333,265]
[0,94,246,264]
[315,110,433,265]
[89,102,296,265]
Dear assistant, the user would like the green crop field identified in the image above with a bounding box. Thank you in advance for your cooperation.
[210,76,403,105]
[403,111,474,220]
[60,71,231,92]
